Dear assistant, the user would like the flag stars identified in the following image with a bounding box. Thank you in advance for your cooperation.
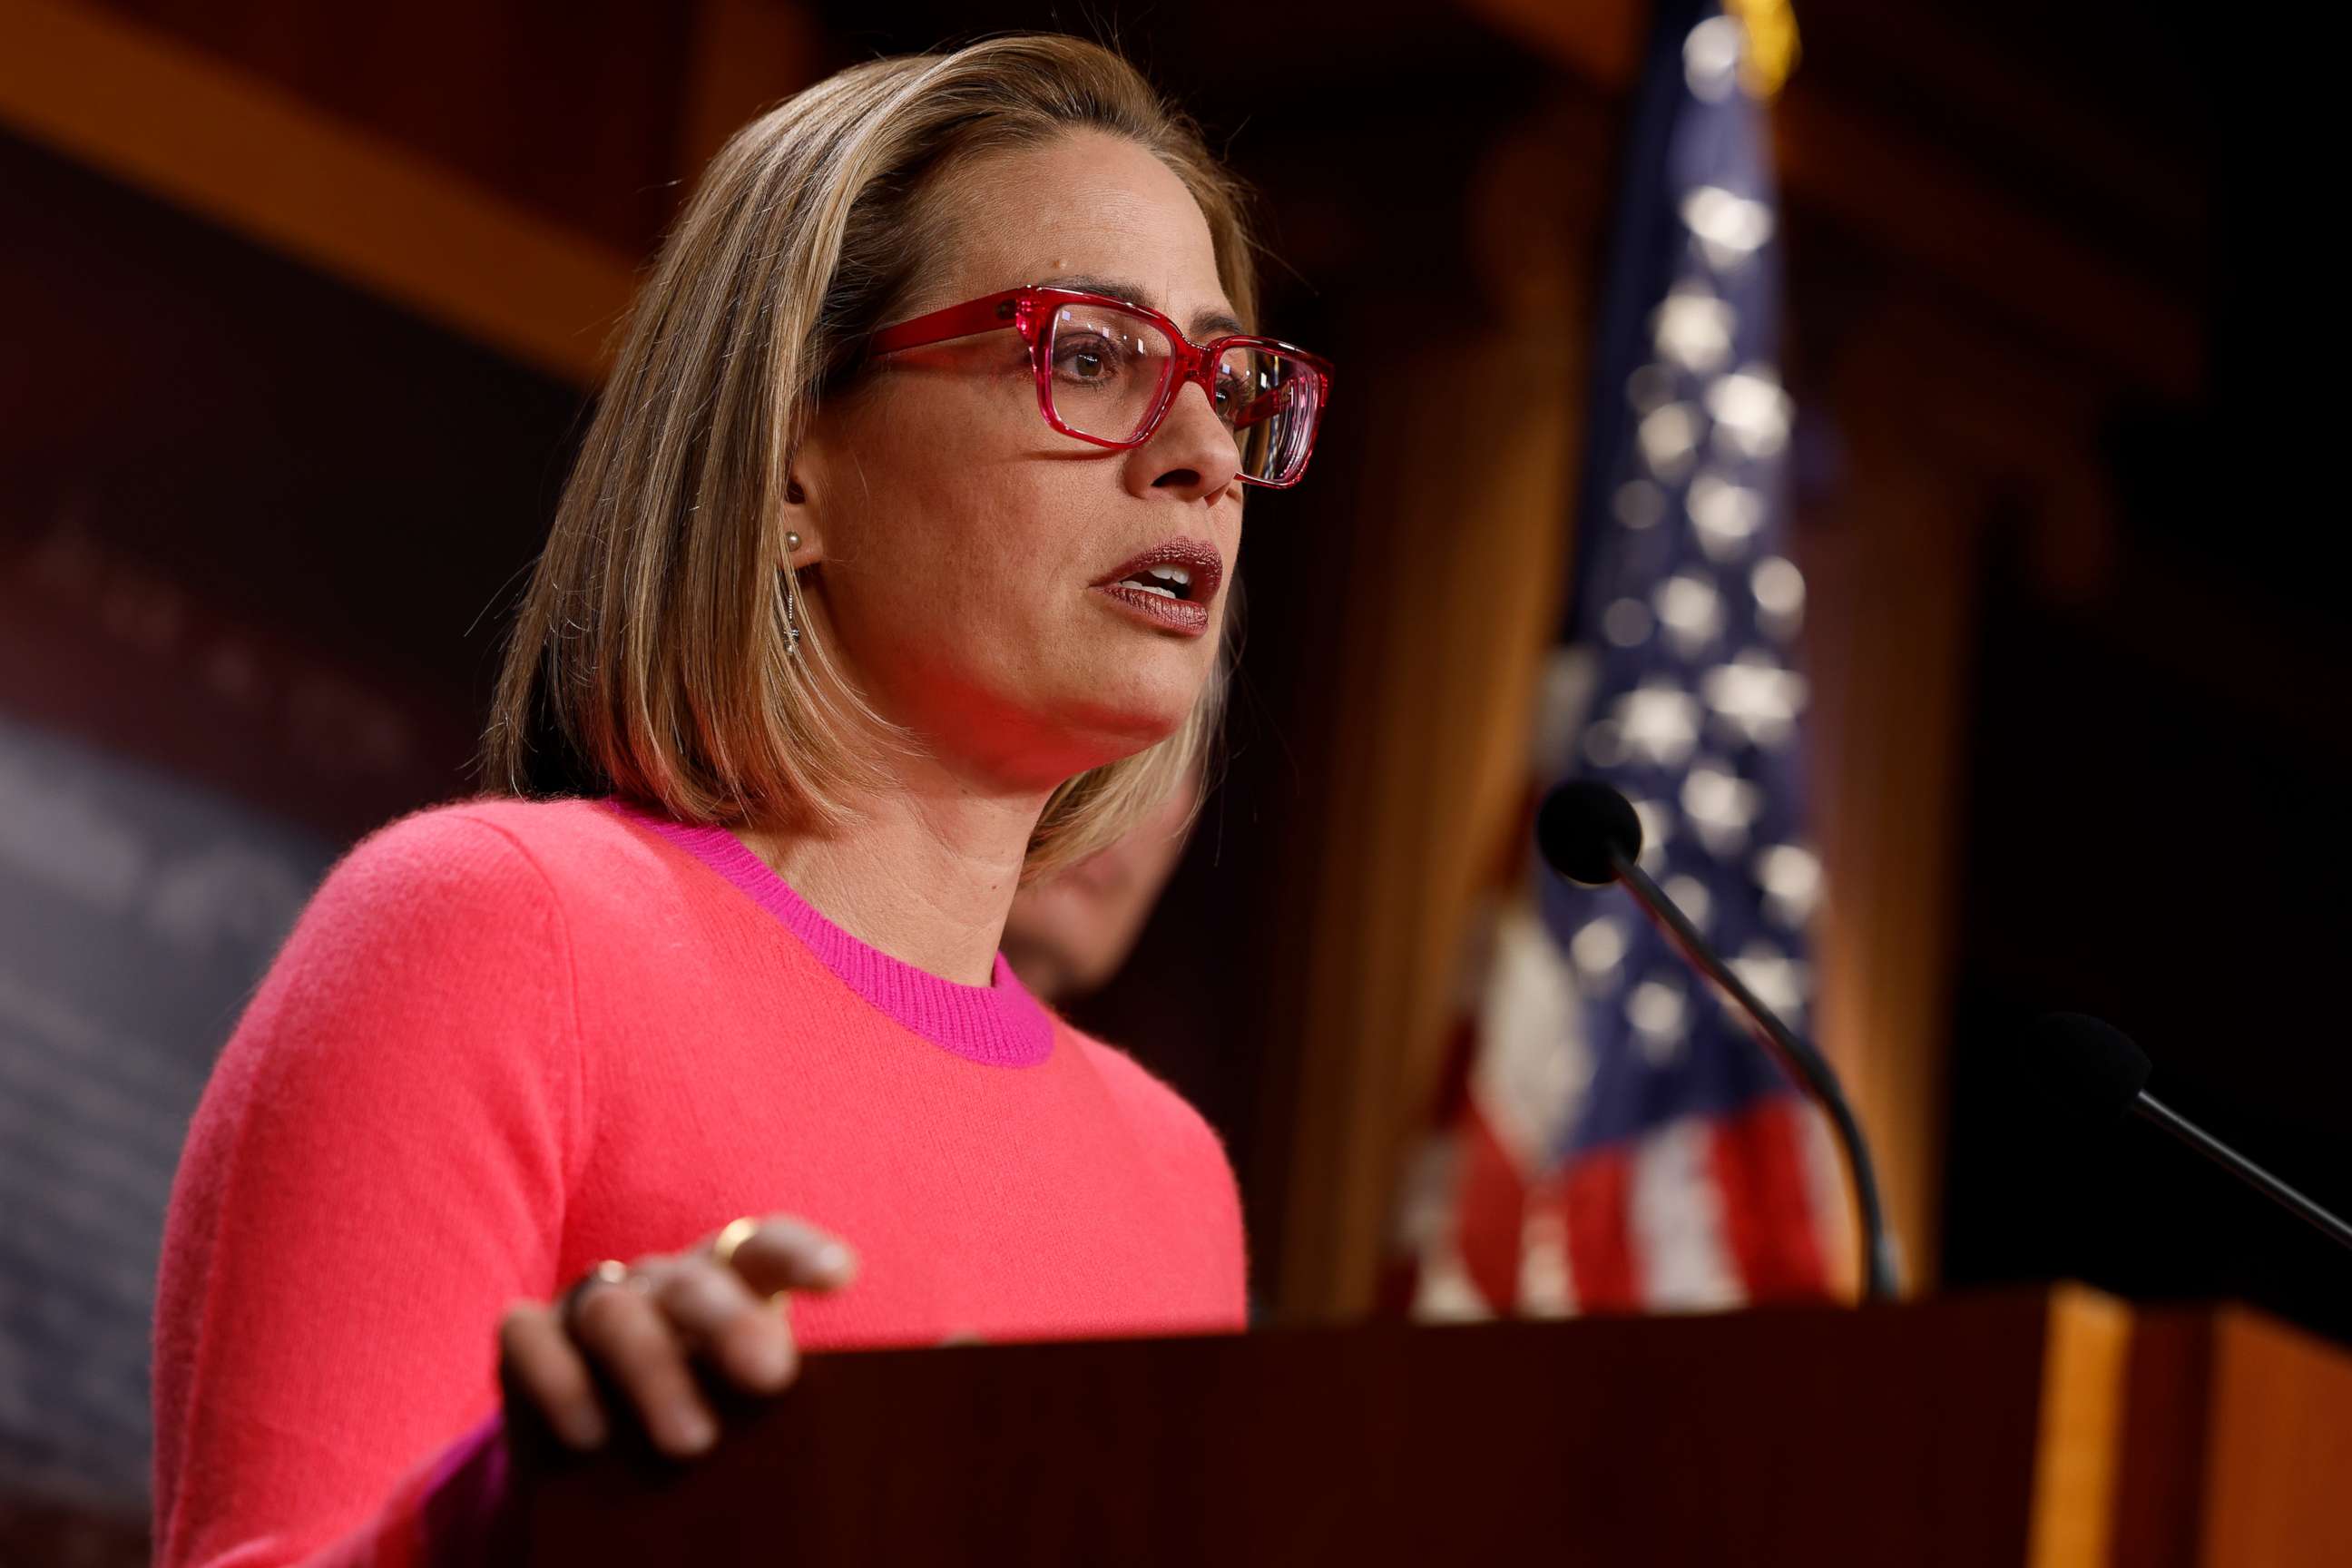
[1571,917,1628,981]
[1638,403,1700,480]
[1602,596,1655,647]
[1705,365,1792,458]
[1651,284,1736,375]
[1681,765,1762,855]
[1615,479,1668,530]
[1611,681,1702,769]
[1689,472,1766,562]
[1681,185,1776,272]
[1627,797,1676,875]
[1654,573,1724,658]
[1683,15,1745,103]
[1752,555,1806,641]
[1755,843,1823,926]
[1626,362,1679,413]
[1662,873,1712,934]
[1700,650,1808,748]
[1729,942,1811,1021]
[1626,979,1690,1063]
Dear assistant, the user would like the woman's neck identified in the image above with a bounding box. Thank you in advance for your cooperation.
[725,762,1049,988]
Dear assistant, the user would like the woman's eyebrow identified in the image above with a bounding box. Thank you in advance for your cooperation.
[1040,274,1247,341]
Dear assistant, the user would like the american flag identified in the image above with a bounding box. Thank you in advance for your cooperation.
[1393,0,1843,1318]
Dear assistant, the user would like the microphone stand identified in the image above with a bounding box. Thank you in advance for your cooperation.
[2132,1092,2352,1250]
[1608,847,1901,1301]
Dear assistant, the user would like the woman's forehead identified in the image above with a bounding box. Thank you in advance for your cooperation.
[926,135,1232,321]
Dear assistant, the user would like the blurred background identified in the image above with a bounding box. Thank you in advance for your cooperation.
[3,0,2346,1548]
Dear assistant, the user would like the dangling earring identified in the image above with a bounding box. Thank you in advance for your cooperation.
[784,531,804,654]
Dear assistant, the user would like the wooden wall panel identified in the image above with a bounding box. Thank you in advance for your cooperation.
[0,0,641,383]
[79,0,700,251]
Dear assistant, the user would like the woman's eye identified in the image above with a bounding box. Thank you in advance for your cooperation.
[1214,374,1257,421]
[1054,334,1128,383]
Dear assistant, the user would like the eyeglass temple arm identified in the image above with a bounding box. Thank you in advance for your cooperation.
[1229,382,1298,431]
[867,291,1025,356]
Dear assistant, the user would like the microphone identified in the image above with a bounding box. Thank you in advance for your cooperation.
[2022,1013,2352,1252]
[1536,780,1900,1299]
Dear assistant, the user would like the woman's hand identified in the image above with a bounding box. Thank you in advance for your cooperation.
[497,1215,857,1457]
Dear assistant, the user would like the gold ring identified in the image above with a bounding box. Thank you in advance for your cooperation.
[557,1259,633,1334]
[711,1216,760,1272]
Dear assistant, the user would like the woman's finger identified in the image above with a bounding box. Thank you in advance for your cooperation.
[498,1300,609,1449]
[565,1269,720,1455]
[647,1256,799,1394]
[711,1214,858,1299]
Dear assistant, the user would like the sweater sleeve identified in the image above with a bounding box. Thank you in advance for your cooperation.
[152,808,584,1567]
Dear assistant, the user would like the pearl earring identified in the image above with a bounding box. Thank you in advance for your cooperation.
[787,531,802,551]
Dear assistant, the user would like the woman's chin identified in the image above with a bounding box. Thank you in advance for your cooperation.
[1071,713,1191,770]
[1044,689,1196,769]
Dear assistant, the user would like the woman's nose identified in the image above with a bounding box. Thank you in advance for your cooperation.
[1134,378,1240,503]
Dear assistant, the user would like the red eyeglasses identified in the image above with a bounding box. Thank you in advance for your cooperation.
[867,286,1335,488]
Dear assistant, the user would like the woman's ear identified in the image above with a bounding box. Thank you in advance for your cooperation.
[781,471,823,570]
[781,413,842,569]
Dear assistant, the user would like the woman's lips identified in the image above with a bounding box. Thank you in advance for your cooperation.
[1092,537,1225,603]
[1093,582,1211,636]
[1091,534,1220,637]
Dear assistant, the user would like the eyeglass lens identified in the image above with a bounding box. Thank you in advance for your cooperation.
[1044,303,1322,484]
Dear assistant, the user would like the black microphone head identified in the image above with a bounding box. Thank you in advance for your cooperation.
[1536,781,1642,886]
[2021,1013,2152,1124]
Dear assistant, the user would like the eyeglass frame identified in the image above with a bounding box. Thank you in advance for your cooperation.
[864,285,1336,489]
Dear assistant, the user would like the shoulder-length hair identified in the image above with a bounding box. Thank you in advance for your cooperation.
[477,34,1254,881]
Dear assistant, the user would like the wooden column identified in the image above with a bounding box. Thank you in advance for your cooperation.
[1273,109,1595,1318]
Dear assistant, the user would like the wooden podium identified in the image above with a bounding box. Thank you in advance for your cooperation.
[514,1287,2352,1566]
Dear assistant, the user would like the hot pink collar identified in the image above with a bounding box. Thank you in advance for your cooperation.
[601,798,1056,1068]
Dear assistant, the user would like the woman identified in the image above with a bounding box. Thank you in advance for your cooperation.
[149,33,1333,1565]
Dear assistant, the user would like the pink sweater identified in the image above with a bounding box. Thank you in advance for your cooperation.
[152,795,1248,1565]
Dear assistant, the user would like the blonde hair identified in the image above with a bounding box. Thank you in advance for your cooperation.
[476,34,1256,881]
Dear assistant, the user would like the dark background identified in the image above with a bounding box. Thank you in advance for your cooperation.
[4,0,2348,1534]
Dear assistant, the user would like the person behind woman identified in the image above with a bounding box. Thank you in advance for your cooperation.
[149,33,1332,1564]
[1001,753,1209,1006]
